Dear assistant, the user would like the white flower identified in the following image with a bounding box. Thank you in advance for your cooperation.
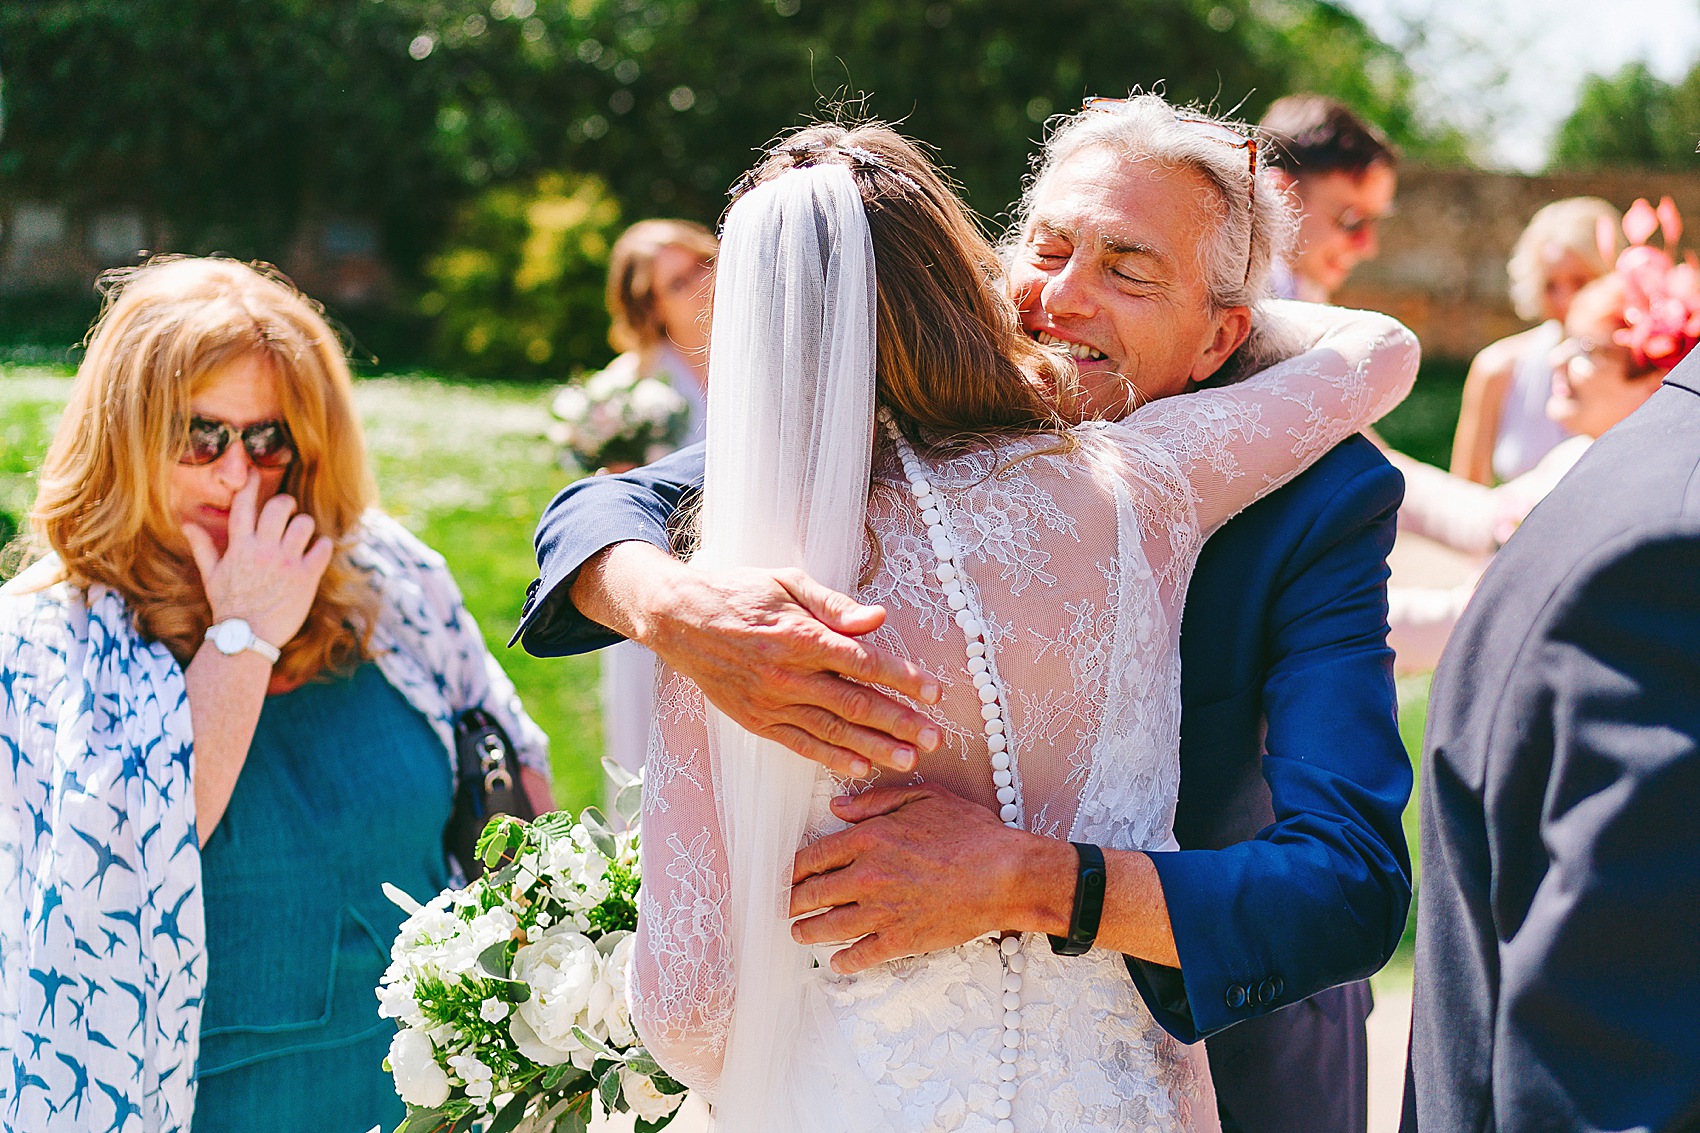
[389,1027,452,1108]
[598,934,638,1049]
[585,362,636,401]
[622,1068,684,1122]
[508,927,603,1067]
[629,377,685,425]
[551,385,590,423]
[376,978,421,1026]
[480,997,511,1023]
[449,1051,496,1105]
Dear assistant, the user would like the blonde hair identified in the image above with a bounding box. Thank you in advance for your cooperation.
[605,219,719,360]
[30,256,380,685]
[1509,197,1622,322]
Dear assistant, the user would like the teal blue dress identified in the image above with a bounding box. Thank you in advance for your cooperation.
[193,663,453,1133]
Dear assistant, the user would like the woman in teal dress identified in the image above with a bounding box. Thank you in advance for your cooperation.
[1,257,552,1133]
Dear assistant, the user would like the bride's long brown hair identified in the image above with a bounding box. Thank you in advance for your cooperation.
[29,257,379,684]
[733,122,1075,449]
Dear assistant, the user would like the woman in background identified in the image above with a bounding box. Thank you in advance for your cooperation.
[1390,215,1699,671]
[1,257,551,1133]
[1449,197,1621,484]
[581,219,717,778]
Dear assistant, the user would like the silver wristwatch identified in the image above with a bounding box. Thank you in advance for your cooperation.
[205,618,282,664]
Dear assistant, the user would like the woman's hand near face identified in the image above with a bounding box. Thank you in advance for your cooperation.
[182,470,334,649]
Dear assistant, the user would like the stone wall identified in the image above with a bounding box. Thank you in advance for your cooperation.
[1334,166,1700,363]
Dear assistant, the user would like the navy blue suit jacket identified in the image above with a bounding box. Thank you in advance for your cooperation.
[516,434,1413,1120]
[1403,369,1700,1133]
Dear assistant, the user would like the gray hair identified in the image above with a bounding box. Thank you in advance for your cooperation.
[1008,93,1301,382]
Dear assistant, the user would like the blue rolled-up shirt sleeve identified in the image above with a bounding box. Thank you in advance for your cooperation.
[514,442,706,656]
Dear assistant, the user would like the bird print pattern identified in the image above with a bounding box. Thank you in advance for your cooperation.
[0,512,548,1133]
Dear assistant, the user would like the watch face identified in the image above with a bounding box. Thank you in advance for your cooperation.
[213,619,251,654]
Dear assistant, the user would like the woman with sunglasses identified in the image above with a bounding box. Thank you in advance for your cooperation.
[1387,203,1699,672]
[0,256,552,1133]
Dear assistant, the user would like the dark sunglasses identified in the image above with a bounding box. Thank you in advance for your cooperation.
[179,415,296,468]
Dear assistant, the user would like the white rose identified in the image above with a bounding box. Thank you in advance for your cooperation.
[598,934,638,1049]
[622,1069,684,1122]
[508,927,602,1066]
[389,1027,452,1108]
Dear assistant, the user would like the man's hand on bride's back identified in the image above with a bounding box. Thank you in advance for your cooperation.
[573,541,943,778]
[788,783,1076,974]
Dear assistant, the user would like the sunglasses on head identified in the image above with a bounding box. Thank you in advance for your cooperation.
[179,415,296,468]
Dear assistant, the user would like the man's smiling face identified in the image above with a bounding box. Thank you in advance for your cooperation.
[1008,145,1250,417]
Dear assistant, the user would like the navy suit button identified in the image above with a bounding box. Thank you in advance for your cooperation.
[1225,984,1248,1009]
[1257,977,1281,1005]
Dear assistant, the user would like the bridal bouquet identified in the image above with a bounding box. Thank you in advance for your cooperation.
[378,782,686,1133]
[550,355,691,471]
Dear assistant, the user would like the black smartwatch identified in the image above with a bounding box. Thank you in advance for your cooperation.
[1047,842,1107,956]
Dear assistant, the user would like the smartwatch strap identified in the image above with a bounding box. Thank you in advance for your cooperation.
[1047,842,1106,956]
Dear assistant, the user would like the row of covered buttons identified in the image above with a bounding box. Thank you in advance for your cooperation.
[1224,975,1284,1010]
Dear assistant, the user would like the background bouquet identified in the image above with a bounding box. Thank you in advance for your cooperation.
[378,773,685,1133]
[549,354,691,472]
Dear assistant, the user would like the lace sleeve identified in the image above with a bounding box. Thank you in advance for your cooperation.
[629,663,732,1099]
[1115,302,1420,538]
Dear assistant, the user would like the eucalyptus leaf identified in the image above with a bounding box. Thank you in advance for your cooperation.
[541,1064,589,1092]
[489,976,533,1003]
[613,780,643,825]
[578,807,618,858]
[485,1088,535,1133]
[598,1063,624,1112]
[570,1025,616,1057]
[622,1048,663,1078]
[550,1096,591,1133]
[601,757,638,791]
[395,1100,475,1133]
[477,940,513,979]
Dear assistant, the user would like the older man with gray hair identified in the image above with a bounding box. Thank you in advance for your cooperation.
[516,93,1412,1133]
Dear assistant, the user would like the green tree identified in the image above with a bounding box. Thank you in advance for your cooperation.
[423,171,624,379]
[1,0,1468,375]
[1550,61,1700,171]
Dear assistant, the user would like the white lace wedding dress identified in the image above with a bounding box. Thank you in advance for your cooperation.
[631,305,1419,1133]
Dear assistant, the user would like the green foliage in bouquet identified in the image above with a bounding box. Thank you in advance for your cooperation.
[380,767,684,1133]
[422,172,624,381]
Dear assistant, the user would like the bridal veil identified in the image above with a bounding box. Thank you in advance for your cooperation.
[693,162,882,1130]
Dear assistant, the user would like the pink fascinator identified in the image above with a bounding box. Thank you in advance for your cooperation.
[1598,197,1700,372]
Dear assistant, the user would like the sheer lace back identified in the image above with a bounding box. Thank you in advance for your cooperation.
[631,305,1419,1129]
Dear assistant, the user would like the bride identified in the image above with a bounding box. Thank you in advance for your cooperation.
[628,120,1417,1132]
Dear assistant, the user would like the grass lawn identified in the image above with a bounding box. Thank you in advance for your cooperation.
[3,357,1456,980]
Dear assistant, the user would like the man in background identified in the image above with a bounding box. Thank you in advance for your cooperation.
[1261,94,1398,303]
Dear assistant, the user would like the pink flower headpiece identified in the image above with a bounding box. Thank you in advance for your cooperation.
[1599,197,1700,372]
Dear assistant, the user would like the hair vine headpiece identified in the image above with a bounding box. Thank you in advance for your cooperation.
[1601,196,1700,371]
[729,138,921,199]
